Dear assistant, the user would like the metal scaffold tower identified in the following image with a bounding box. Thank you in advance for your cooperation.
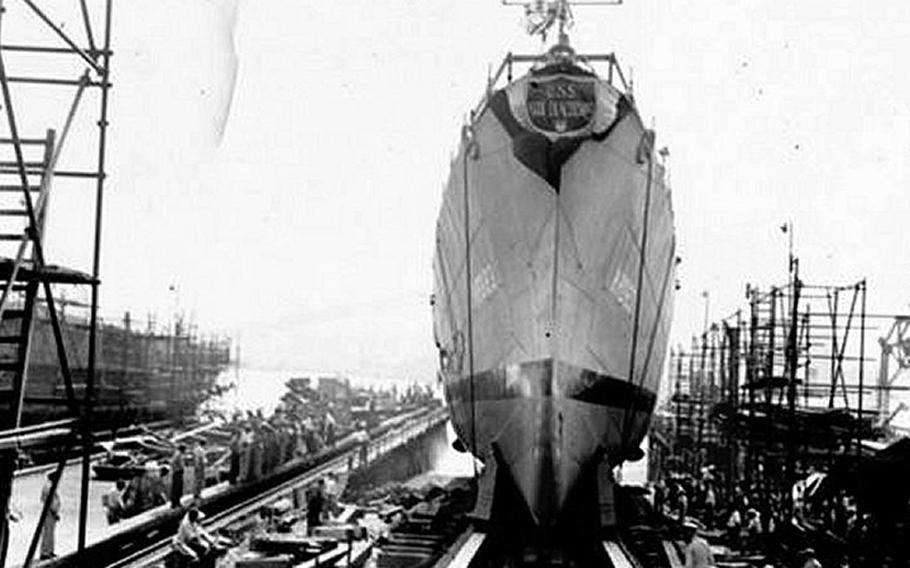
[651,255,910,562]
[0,1,112,566]
[876,316,910,431]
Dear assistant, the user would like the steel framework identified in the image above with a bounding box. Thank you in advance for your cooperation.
[0,1,112,566]
[653,254,910,535]
[876,316,910,430]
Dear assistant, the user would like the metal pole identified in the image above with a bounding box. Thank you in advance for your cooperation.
[20,0,102,74]
[23,436,75,567]
[0,5,13,565]
[702,291,710,334]
[766,288,777,407]
[687,344,695,473]
[785,271,801,515]
[78,0,113,556]
[77,0,97,54]
[746,290,758,487]
[729,316,742,500]
[828,289,839,409]
[857,280,866,459]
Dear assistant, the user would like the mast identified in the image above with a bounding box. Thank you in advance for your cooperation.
[503,0,623,45]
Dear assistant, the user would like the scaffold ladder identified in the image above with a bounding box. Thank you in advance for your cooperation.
[0,0,113,565]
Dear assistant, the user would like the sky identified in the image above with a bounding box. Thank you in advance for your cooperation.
[2,0,908,386]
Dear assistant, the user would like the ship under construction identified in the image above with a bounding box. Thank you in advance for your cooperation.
[0,306,232,428]
[432,0,675,548]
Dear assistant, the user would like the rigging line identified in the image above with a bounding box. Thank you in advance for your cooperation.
[462,126,478,479]
[634,243,676,393]
[618,129,655,454]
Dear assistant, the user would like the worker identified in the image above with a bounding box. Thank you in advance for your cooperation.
[324,473,339,517]
[39,470,61,560]
[652,480,666,515]
[358,429,370,467]
[147,462,169,507]
[102,480,126,524]
[324,411,336,446]
[744,508,762,552]
[239,426,253,483]
[306,479,325,535]
[228,430,241,485]
[250,426,264,481]
[726,506,742,549]
[703,484,716,528]
[682,520,715,568]
[172,506,216,564]
[677,489,689,523]
[171,445,187,508]
[192,439,207,499]
[799,548,822,568]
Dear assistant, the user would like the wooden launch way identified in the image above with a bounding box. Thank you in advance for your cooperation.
[19,406,448,568]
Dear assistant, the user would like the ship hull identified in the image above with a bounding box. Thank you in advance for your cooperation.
[433,63,675,526]
[0,311,232,429]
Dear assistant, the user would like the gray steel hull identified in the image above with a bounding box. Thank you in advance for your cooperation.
[433,68,675,526]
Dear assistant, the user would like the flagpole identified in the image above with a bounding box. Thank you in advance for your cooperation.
[702,291,710,334]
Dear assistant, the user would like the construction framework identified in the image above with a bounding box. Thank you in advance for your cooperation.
[651,256,910,537]
[0,1,112,566]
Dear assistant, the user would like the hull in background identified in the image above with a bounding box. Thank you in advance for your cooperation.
[0,308,232,428]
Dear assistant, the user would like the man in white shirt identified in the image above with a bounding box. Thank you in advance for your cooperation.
[173,507,215,562]
[682,521,715,568]
[102,480,126,524]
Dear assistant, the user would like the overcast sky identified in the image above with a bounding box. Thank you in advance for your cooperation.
[6,0,908,384]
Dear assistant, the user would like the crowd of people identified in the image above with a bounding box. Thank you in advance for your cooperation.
[19,374,418,564]
[28,408,352,561]
[225,408,338,486]
[95,405,345,528]
[651,467,840,568]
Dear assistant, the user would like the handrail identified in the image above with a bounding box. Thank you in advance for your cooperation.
[43,407,448,568]
[470,51,627,124]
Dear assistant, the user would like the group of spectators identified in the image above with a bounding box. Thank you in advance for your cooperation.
[97,406,341,525]
[654,469,778,552]
[28,400,355,562]
[226,409,338,486]
[652,469,834,568]
[96,438,210,525]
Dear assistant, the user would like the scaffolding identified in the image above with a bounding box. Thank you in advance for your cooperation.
[653,257,910,545]
[876,316,910,430]
[0,1,112,566]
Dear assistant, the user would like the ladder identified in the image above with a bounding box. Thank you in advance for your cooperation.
[0,130,54,427]
[0,128,92,566]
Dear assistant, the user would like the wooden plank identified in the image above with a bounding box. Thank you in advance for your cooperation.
[435,530,484,568]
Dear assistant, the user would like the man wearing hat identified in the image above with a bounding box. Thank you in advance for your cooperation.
[682,520,715,568]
